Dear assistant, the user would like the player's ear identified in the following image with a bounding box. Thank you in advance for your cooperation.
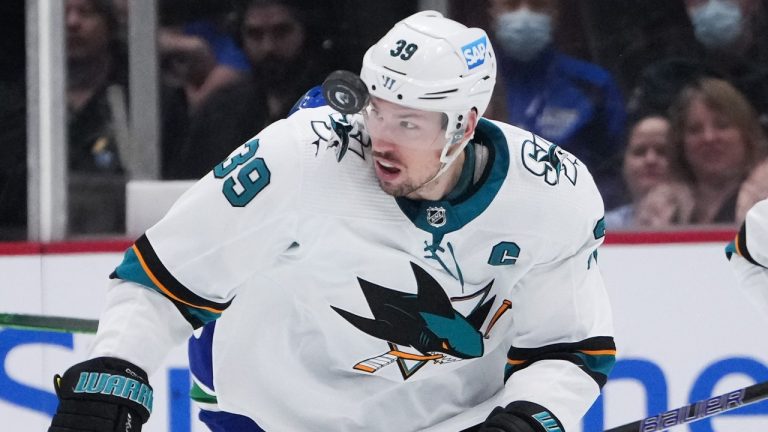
[463,109,479,140]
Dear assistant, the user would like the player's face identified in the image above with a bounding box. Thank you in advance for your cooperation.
[623,116,671,199]
[365,98,448,197]
[683,97,748,182]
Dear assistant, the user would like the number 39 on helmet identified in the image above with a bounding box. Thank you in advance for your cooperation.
[359,10,497,166]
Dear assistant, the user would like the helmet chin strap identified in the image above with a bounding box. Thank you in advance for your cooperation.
[410,105,480,196]
[411,130,473,197]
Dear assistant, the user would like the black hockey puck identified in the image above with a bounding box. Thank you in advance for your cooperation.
[322,70,369,115]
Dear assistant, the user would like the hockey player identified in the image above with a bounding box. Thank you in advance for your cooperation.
[48,11,615,432]
[727,198,768,317]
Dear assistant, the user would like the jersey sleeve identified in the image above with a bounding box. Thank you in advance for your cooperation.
[500,250,614,429]
[89,279,194,375]
[112,117,305,328]
[727,199,768,317]
[727,198,768,268]
[497,150,615,430]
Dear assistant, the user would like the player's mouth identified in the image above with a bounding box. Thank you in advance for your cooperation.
[374,158,402,182]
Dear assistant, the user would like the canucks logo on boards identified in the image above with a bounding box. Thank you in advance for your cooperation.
[310,112,370,162]
[331,262,512,380]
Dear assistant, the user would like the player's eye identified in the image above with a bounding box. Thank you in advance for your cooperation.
[400,120,418,130]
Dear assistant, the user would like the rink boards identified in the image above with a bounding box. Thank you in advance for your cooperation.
[1,236,766,431]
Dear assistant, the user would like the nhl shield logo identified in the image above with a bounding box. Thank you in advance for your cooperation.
[426,206,447,227]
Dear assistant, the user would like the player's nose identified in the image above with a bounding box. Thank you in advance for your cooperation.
[371,135,399,152]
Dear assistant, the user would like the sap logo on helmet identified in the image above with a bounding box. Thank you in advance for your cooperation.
[462,36,488,70]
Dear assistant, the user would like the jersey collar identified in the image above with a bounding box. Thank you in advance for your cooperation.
[395,118,510,235]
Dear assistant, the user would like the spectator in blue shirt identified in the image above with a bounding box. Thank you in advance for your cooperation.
[163,0,336,180]
[159,0,251,112]
[486,0,627,209]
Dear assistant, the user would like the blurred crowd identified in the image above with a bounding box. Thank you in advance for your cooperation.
[1,0,768,240]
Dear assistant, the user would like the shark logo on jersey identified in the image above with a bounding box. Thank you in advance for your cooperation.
[310,113,371,161]
[331,262,508,380]
[522,135,579,186]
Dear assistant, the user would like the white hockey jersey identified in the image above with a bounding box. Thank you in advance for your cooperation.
[727,198,768,317]
[93,106,615,431]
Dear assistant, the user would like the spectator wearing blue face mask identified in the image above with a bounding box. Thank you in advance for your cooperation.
[485,0,628,209]
[629,0,768,135]
[689,0,753,50]
[687,0,768,127]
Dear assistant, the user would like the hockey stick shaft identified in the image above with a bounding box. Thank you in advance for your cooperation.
[604,380,768,432]
[0,313,98,334]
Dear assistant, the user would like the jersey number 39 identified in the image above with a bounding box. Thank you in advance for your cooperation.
[213,137,271,207]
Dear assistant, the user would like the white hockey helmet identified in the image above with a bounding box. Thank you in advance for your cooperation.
[360,10,497,167]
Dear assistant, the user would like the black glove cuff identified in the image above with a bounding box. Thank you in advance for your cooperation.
[55,356,153,424]
[500,401,565,432]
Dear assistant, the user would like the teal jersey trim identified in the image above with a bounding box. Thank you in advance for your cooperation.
[726,222,767,268]
[396,118,510,236]
[444,143,476,201]
[504,336,616,387]
[113,247,221,326]
[593,217,606,239]
[575,351,616,378]
[114,247,158,291]
[503,351,616,388]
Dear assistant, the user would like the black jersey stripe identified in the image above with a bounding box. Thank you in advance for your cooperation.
[735,222,767,268]
[171,302,206,329]
[134,234,233,312]
[505,336,616,388]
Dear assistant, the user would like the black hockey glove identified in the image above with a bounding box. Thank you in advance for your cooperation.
[477,401,565,432]
[49,357,153,432]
